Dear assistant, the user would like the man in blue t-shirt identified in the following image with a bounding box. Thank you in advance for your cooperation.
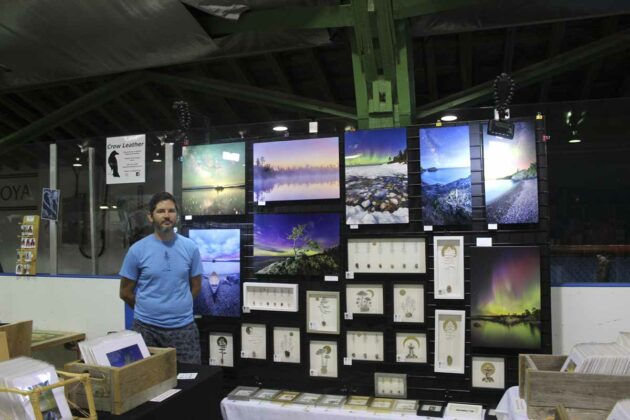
[119,192,203,364]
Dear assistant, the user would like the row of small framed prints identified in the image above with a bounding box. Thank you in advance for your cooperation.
[227,386,486,419]
[208,321,506,389]
[243,285,425,325]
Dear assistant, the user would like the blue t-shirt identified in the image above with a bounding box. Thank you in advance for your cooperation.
[119,233,202,328]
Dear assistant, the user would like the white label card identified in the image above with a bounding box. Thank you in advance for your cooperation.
[343,357,352,366]
[396,355,403,362]
[393,314,402,322]
[476,237,493,247]
[258,200,266,206]
[177,373,198,380]
[310,369,318,376]
[345,271,354,280]
[184,215,193,221]
[488,223,498,230]
[242,306,251,313]
[309,321,318,329]
[423,225,434,232]
[344,312,353,320]
[350,224,359,230]
[150,388,181,402]
[240,351,248,358]
[273,354,281,362]
[324,275,338,282]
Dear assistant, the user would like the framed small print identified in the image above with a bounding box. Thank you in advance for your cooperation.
[345,284,384,315]
[209,332,234,367]
[472,356,505,389]
[227,386,259,400]
[434,309,465,374]
[344,395,372,410]
[374,372,407,398]
[393,284,424,323]
[243,282,298,312]
[392,399,418,413]
[306,291,340,334]
[347,238,426,274]
[241,323,266,360]
[272,390,301,403]
[395,332,427,363]
[251,388,280,401]
[445,403,484,419]
[419,403,445,417]
[316,394,346,407]
[309,340,338,378]
[368,397,395,411]
[346,331,384,361]
[273,326,300,363]
[434,236,465,299]
[293,393,323,405]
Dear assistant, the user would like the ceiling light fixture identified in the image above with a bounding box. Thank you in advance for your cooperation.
[568,139,582,144]
[273,125,288,132]
[440,114,458,122]
[72,157,82,167]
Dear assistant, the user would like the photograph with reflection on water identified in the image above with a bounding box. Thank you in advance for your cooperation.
[190,229,241,317]
[253,137,340,202]
[181,142,246,215]
[471,246,541,349]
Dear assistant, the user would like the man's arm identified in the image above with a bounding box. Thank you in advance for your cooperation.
[119,277,136,308]
[190,275,201,299]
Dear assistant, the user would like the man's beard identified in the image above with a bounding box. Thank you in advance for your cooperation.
[154,220,173,234]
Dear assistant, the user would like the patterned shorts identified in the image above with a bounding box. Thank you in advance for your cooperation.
[133,319,201,364]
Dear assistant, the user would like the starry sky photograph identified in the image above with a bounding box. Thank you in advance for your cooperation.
[344,127,407,166]
[471,246,541,316]
[254,213,340,257]
[182,142,245,189]
[420,125,471,169]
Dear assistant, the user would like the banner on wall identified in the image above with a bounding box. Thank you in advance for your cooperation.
[106,134,146,184]
[41,188,60,221]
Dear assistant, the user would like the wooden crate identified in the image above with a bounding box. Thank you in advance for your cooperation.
[64,347,177,415]
[519,354,630,419]
[0,320,33,358]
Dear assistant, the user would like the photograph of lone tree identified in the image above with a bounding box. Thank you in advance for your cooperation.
[471,246,541,349]
[420,125,472,225]
[254,213,340,276]
[254,137,340,202]
[483,120,538,224]
[345,127,408,224]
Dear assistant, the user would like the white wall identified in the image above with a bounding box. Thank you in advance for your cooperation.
[551,285,630,355]
[0,274,125,339]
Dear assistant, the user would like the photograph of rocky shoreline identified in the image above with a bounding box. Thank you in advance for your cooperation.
[483,121,538,224]
[471,246,541,349]
[345,127,409,224]
[420,125,472,225]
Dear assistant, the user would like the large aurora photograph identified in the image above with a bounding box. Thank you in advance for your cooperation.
[420,125,472,225]
[253,137,340,202]
[253,213,340,276]
[471,246,541,349]
[181,142,246,215]
[190,229,241,317]
[345,127,408,224]
[483,121,538,224]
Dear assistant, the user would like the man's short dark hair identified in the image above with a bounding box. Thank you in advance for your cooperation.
[149,192,178,214]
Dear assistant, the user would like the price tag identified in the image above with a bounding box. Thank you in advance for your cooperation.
[345,271,354,279]
[177,373,198,380]
[396,355,403,362]
[349,224,359,230]
[476,237,493,247]
[240,350,248,358]
[393,314,402,322]
[258,200,266,206]
[242,306,251,313]
[209,358,217,365]
[344,312,353,320]
[343,357,352,366]
[324,275,338,282]
[184,215,193,221]
[488,223,498,230]
[310,369,318,376]
[423,225,434,232]
[273,354,281,362]
[308,321,318,329]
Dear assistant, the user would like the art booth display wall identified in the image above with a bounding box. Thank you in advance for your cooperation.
[180,117,550,410]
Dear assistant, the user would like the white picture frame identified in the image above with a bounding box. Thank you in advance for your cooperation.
[472,356,505,389]
[309,340,338,378]
[434,309,466,374]
[345,284,384,315]
[434,236,465,300]
[347,238,426,274]
[393,284,424,323]
[209,332,234,367]
[346,331,384,361]
[444,403,484,419]
[242,282,298,312]
[374,372,407,398]
[306,291,340,334]
[395,332,427,363]
[241,323,266,360]
[273,326,300,364]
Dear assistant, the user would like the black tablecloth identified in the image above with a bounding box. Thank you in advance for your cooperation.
[98,363,223,420]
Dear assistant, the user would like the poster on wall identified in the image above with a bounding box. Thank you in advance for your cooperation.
[190,229,241,317]
[106,134,146,184]
[182,142,245,216]
[483,120,538,224]
[41,188,60,221]
[420,125,472,225]
[471,246,541,349]
[253,137,340,202]
[344,128,409,224]
[253,213,340,276]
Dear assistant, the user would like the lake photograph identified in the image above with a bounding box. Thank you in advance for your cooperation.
[471,246,541,349]
[420,125,472,225]
[345,127,409,224]
[253,137,340,202]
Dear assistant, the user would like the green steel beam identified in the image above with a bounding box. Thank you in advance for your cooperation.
[416,28,630,119]
[394,19,415,127]
[538,22,565,102]
[196,4,353,35]
[148,72,356,120]
[0,72,146,148]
